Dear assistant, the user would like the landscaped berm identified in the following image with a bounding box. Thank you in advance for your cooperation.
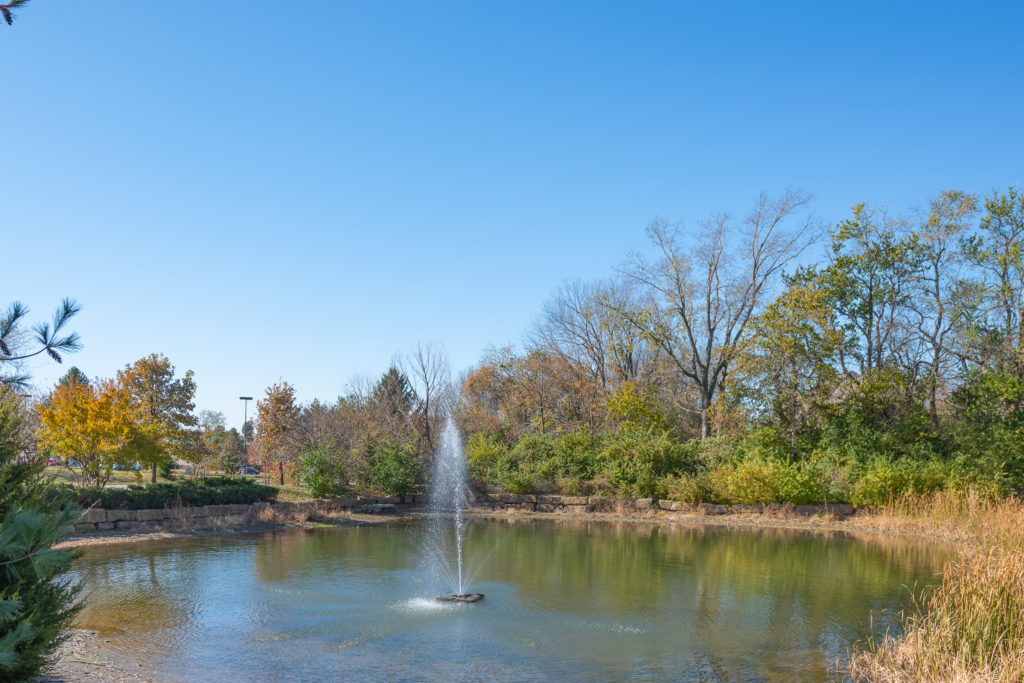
[4,2,1024,681]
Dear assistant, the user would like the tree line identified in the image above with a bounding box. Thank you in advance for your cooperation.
[19,187,1024,505]
[246,187,1024,505]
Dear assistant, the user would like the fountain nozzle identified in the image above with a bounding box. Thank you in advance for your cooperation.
[436,593,484,603]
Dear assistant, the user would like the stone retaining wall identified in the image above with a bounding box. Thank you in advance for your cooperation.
[470,494,854,517]
[71,495,855,535]
[71,496,393,534]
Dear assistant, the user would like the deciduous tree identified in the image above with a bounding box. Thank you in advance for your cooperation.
[405,343,451,457]
[254,382,301,485]
[116,354,200,482]
[36,379,137,487]
[616,191,816,438]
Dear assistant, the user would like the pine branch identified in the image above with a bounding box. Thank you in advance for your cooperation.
[0,299,81,363]
[1,0,32,27]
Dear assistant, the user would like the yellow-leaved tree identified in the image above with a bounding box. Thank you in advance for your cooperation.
[36,378,137,486]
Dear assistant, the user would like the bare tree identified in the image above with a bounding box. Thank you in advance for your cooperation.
[532,281,612,391]
[532,278,656,395]
[614,191,817,438]
[404,342,452,456]
[910,190,979,427]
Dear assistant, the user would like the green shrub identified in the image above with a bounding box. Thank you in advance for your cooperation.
[706,459,825,505]
[949,368,1024,492]
[508,433,562,483]
[550,428,601,481]
[663,473,711,503]
[73,477,276,510]
[296,445,347,498]
[367,442,419,496]
[500,470,537,495]
[599,428,684,498]
[468,429,602,494]
[465,431,510,485]
[158,460,174,479]
[850,459,950,507]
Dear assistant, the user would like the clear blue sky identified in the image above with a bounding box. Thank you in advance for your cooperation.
[5,1,1023,427]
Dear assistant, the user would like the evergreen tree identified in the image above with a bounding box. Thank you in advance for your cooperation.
[0,298,81,680]
[373,366,416,420]
[56,367,89,389]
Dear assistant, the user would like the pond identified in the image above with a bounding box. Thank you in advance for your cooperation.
[70,518,948,682]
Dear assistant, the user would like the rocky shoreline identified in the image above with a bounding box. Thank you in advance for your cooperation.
[39,630,156,683]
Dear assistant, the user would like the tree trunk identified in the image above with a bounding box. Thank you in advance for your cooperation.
[928,369,940,431]
[278,461,284,486]
[700,404,710,440]
[151,463,157,483]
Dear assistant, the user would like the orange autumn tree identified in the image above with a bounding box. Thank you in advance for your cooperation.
[254,381,301,485]
[36,378,137,486]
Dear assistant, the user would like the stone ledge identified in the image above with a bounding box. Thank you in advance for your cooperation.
[105,509,132,522]
[81,508,107,524]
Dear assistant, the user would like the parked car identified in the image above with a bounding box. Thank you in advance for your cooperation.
[241,466,260,475]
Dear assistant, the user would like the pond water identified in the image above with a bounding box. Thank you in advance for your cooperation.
[71,519,948,682]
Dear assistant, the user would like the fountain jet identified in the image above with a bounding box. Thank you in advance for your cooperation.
[426,414,483,603]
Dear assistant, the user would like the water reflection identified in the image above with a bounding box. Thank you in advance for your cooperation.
[70,520,949,682]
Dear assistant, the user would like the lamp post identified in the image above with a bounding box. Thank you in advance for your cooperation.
[239,396,252,470]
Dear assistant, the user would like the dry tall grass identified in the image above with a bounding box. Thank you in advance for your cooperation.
[847,492,1024,682]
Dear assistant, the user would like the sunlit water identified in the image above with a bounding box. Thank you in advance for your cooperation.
[70,519,949,682]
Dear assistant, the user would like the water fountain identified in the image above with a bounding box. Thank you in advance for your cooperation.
[425,414,484,603]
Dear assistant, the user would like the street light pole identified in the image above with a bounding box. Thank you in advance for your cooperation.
[239,396,253,471]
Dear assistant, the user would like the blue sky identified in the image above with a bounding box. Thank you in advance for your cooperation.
[5,1,1023,426]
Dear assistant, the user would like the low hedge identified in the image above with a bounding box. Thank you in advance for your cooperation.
[71,476,277,510]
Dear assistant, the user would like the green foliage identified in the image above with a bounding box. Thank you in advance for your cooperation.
[948,368,1024,492]
[373,367,417,420]
[705,459,825,505]
[296,444,347,498]
[367,442,419,496]
[849,459,951,507]
[56,367,88,389]
[606,383,672,432]
[599,427,685,499]
[158,460,174,479]
[465,431,511,485]
[662,473,712,504]
[466,429,605,494]
[210,428,246,474]
[0,388,80,680]
[71,476,275,510]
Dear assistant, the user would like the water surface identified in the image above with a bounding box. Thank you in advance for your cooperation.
[71,519,948,682]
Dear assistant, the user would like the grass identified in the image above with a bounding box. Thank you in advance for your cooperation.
[270,484,318,502]
[43,465,176,486]
[847,492,1024,682]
